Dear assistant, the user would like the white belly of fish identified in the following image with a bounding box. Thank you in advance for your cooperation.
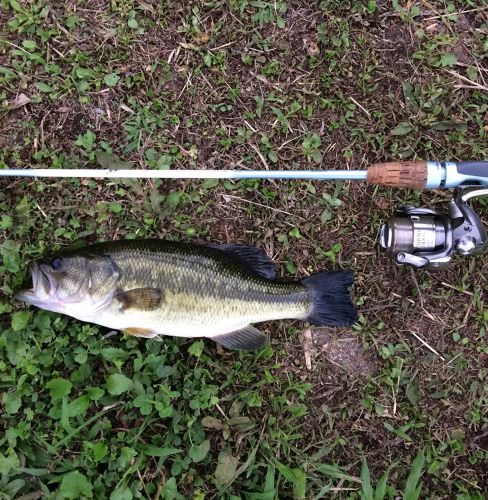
[70,302,303,339]
[95,310,251,338]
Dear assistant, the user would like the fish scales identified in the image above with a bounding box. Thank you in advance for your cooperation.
[103,242,310,328]
[15,239,357,350]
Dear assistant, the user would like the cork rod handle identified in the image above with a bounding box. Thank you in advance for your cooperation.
[366,161,429,189]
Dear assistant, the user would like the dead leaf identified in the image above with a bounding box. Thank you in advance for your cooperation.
[7,93,30,110]
[215,450,238,486]
[376,197,390,210]
[228,416,251,426]
[227,417,255,431]
[138,1,155,12]
[425,22,439,33]
[95,150,133,170]
[179,42,199,51]
[120,104,135,114]
[193,33,210,44]
[307,40,319,56]
[201,416,223,430]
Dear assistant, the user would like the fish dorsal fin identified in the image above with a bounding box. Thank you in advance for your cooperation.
[213,325,268,351]
[209,243,276,279]
[116,288,163,311]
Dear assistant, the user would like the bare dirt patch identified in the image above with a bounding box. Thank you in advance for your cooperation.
[312,327,375,377]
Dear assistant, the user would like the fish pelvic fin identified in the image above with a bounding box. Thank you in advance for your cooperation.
[213,325,268,351]
[124,327,158,338]
[116,288,163,311]
[208,243,277,279]
[302,270,357,327]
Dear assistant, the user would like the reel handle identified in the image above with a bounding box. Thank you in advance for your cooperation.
[457,161,488,178]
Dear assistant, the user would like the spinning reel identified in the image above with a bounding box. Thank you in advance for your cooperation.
[380,188,488,269]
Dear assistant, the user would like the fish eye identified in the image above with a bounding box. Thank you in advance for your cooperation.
[51,258,63,271]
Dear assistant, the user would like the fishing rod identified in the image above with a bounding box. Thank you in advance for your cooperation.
[2,159,488,269]
[0,160,488,188]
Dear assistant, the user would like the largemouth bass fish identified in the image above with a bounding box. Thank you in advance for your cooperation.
[16,240,356,350]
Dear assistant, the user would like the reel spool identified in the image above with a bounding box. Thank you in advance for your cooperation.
[380,188,488,269]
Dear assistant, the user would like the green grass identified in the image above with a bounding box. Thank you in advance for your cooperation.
[1,0,487,498]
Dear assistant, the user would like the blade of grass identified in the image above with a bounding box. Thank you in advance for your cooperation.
[361,458,374,500]
[403,450,425,500]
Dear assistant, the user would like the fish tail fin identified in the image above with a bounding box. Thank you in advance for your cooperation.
[302,270,357,327]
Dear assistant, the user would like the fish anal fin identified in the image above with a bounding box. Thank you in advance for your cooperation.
[209,243,276,279]
[116,288,163,311]
[124,327,158,338]
[213,325,268,351]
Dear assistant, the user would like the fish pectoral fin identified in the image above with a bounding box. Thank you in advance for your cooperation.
[116,288,163,311]
[213,325,268,351]
[208,243,277,279]
[124,327,158,338]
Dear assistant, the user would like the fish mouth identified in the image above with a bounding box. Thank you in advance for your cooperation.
[15,261,60,308]
[15,259,112,320]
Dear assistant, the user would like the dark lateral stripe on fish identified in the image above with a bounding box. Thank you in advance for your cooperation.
[116,287,164,311]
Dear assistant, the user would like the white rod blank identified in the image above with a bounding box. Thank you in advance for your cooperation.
[0,168,368,181]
